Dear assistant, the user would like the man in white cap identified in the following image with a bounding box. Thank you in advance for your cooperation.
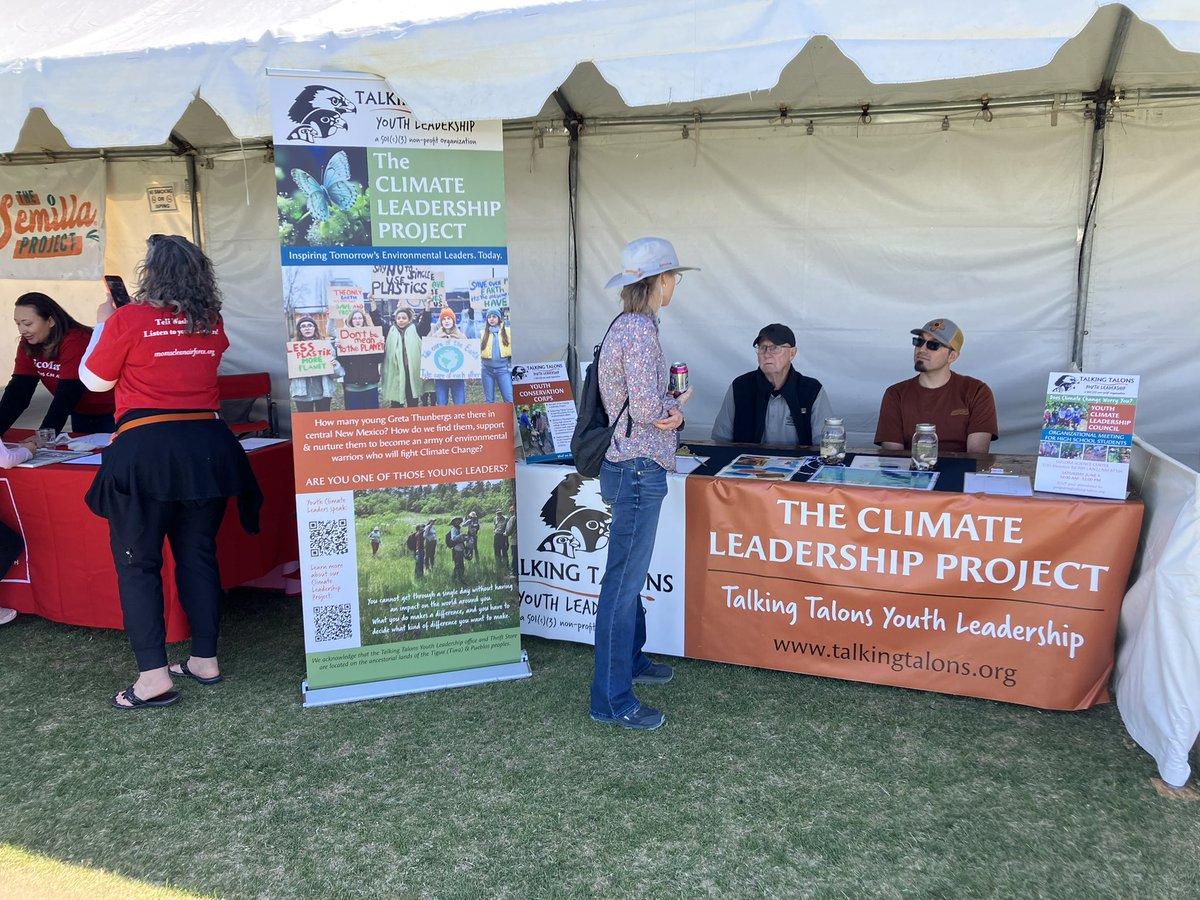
[874,318,997,454]
[711,323,832,446]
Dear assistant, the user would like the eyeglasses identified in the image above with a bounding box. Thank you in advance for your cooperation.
[755,343,793,356]
[912,337,952,351]
[672,272,684,284]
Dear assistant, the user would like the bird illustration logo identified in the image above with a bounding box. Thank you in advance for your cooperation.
[286,86,357,143]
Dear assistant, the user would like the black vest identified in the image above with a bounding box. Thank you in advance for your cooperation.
[730,367,822,445]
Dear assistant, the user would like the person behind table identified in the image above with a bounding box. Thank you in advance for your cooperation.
[376,300,433,408]
[430,307,468,406]
[0,293,116,438]
[0,433,42,626]
[447,516,467,585]
[289,316,339,413]
[479,309,514,404]
[874,317,998,454]
[338,308,384,411]
[81,233,262,711]
[591,236,695,733]
[711,323,832,446]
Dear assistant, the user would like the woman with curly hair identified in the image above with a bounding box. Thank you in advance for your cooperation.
[81,234,262,710]
[0,292,115,438]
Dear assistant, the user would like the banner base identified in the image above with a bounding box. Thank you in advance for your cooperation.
[301,651,532,708]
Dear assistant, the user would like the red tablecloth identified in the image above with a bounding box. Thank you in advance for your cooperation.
[0,441,299,641]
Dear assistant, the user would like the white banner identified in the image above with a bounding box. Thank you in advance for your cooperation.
[515,461,686,656]
[0,159,105,279]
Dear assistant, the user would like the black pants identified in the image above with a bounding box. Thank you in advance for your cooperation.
[294,398,332,413]
[0,521,24,575]
[108,496,228,671]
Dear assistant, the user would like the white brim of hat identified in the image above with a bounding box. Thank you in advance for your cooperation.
[605,264,700,290]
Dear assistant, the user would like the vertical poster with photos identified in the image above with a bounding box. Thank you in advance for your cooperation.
[1034,372,1138,500]
[269,73,525,704]
[512,361,576,462]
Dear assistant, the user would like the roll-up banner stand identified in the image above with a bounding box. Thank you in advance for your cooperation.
[268,70,529,706]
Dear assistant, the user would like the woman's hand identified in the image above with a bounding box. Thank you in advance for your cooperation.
[18,436,40,452]
[675,385,693,408]
[653,408,684,430]
[95,297,116,324]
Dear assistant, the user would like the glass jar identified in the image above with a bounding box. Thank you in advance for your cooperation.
[820,417,846,463]
[912,423,939,470]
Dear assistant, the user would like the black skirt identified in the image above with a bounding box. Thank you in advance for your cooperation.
[85,416,263,534]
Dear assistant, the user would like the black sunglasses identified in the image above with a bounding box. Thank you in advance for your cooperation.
[912,337,952,351]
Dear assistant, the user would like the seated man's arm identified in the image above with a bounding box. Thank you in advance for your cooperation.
[874,385,905,450]
[965,382,999,454]
[965,432,993,454]
[710,385,736,442]
[811,388,834,434]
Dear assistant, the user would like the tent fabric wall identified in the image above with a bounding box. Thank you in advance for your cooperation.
[572,113,1092,452]
[1115,437,1200,787]
[1085,104,1200,468]
[199,157,289,407]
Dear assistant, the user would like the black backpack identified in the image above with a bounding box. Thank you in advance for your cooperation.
[570,315,631,478]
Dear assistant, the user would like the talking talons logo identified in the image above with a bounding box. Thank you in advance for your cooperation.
[286,86,358,143]
[1052,375,1079,393]
[535,473,610,558]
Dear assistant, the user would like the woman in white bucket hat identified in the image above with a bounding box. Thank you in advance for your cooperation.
[589,237,696,732]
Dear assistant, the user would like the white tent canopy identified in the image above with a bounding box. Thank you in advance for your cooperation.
[6,1,1200,151]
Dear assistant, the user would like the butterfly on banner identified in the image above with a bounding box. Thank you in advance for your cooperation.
[290,151,360,222]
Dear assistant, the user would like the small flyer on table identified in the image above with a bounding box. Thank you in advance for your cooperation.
[715,454,809,481]
[1034,372,1137,500]
[807,465,939,490]
[513,361,575,461]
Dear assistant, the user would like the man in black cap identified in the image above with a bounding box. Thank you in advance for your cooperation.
[711,323,832,446]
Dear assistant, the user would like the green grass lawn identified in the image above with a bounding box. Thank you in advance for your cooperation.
[2,590,1197,899]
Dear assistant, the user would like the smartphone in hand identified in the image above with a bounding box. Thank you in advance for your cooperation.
[104,275,132,307]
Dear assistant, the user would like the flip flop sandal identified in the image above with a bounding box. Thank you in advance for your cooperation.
[169,661,223,685]
[111,684,181,710]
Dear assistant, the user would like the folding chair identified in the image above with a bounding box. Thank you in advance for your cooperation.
[217,372,278,437]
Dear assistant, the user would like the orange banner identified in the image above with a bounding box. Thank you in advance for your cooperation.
[684,478,1143,709]
[293,407,515,493]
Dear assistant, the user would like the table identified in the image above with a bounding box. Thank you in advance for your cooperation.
[514,449,1143,710]
[0,440,299,641]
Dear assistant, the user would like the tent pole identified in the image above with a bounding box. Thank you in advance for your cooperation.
[187,153,203,249]
[554,90,583,393]
[1073,6,1133,369]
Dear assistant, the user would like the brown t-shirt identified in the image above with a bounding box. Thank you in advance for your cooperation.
[874,371,998,453]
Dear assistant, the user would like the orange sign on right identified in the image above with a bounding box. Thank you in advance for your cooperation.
[684,479,1143,710]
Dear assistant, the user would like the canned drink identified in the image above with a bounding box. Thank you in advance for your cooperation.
[669,362,688,397]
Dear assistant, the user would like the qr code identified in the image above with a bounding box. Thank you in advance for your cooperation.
[307,518,349,558]
[313,603,353,643]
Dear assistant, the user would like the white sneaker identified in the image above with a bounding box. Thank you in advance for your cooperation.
[0,607,15,625]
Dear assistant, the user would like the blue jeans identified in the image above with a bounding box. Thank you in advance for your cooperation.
[436,379,466,406]
[481,363,513,404]
[590,457,667,718]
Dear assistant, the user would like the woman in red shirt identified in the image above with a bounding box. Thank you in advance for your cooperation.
[81,234,261,711]
[0,293,115,437]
